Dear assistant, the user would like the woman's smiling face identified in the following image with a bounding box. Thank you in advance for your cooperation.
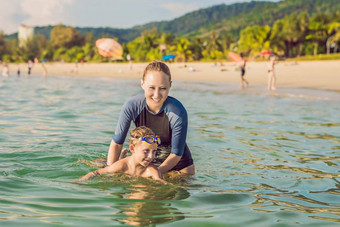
[141,71,171,113]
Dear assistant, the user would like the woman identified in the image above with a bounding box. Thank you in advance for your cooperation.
[106,60,194,175]
[267,55,277,90]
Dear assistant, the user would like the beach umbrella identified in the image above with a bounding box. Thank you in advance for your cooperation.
[96,38,123,58]
[260,51,273,56]
[227,52,242,62]
[162,54,176,61]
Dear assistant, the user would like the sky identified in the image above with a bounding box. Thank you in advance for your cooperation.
[0,0,279,35]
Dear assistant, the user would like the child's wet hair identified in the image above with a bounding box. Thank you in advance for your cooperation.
[129,126,156,146]
[142,60,171,82]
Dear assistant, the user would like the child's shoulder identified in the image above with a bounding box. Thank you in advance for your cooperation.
[108,158,129,172]
[146,163,158,170]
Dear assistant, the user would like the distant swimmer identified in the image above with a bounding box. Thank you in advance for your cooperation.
[79,126,166,183]
[267,55,277,90]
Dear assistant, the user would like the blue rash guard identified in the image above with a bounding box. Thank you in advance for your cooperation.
[113,94,193,171]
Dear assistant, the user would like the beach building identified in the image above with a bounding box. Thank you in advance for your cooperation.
[18,24,34,47]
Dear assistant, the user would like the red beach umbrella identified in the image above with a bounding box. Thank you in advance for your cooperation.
[227,52,243,62]
[260,51,273,56]
[96,38,123,58]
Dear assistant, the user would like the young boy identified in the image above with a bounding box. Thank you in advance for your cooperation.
[80,126,166,183]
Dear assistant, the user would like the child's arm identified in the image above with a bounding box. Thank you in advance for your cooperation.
[79,160,125,181]
[79,169,101,181]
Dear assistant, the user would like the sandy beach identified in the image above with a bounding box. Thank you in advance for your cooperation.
[8,60,340,91]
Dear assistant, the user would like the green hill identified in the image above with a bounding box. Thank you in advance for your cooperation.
[137,0,340,39]
[5,0,340,42]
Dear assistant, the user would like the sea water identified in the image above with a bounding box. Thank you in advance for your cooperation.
[0,74,339,226]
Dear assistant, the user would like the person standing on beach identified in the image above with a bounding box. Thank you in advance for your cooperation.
[2,62,9,77]
[127,54,133,70]
[106,60,195,175]
[74,60,78,74]
[267,55,277,90]
[239,53,249,88]
[27,60,33,75]
[42,63,48,78]
[17,63,21,77]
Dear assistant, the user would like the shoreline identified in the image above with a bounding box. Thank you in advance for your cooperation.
[6,60,340,91]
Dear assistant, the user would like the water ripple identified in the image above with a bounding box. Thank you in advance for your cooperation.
[1,75,340,225]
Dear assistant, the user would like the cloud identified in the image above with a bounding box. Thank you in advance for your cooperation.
[160,2,201,18]
[0,0,23,34]
[0,0,75,34]
[20,0,75,27]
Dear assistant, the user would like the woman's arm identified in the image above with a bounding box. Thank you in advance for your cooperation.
[107,140,123,165]
[158,154,181,174]
[162,101,189,174]
[108,97,137,165]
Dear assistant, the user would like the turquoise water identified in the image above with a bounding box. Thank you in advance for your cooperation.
[1,74,339,226]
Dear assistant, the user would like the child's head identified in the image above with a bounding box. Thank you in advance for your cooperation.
[142,60,171,83]
[128,126,160,167]
[129,126,159,146]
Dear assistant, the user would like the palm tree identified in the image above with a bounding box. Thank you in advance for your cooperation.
[188,37,203,61]
[306,13,330,55]
[270,19,285,56]
[207,31,223,52]
[326,22,340,54]
[296,12,309,56]
[141,28,160,50]
[281,13,302,57]
[175,38,191,62]
[160,33,176,49]
[0,31,5,58]
[239,25,271,57]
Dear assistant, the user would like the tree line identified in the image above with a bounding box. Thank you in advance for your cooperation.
[0,11,339,63]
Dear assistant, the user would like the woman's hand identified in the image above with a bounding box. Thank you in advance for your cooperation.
[158,154,181,174]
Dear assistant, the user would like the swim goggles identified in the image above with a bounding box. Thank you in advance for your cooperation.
[139,136,161,145]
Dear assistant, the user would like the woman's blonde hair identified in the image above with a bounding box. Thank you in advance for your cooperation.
[128,126,156,146]
[142,60,171,82]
